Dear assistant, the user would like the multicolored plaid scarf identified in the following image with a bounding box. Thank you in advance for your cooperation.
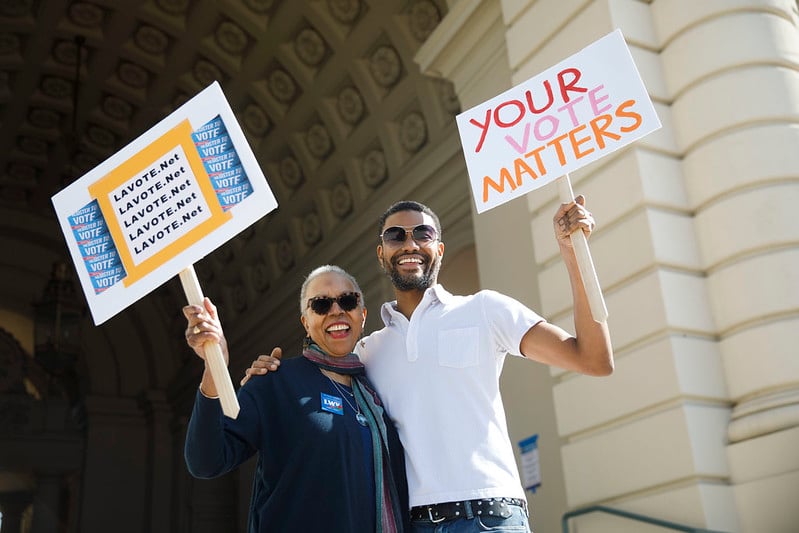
[302,341,404,533]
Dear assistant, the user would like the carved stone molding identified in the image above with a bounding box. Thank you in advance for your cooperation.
[18,136,47,156]
[0,32,20,56]
[728,388,799,443]
[134,25,170,56]
[156,0,189,16]
[86,126,115,149]
[302,212,322,245]
[244,0,275,13]
[408,0,441,42]
[294,28,327,67]
[337,86,365,125]
[7,163,37,186]
[268,68,298,103]
[251,262,271,292]
[215,20,248,56]
[399,111,427,153]
[53,40,80,66]
[306,123,333,159]
[28,108,61,130]
[276,239,294,271]
[102,96,134,121]
[436,79,460,115]
[361,149,387,188]
[279,156,304,189]
[40,76,72,99]
[117,62,149,89]
[229,282,248,313]
[242,103,270,137]
[330,182,353,218]
[69,2,104,27]
[193,59,223,87]
[369,45,402,88]
[328,0,362,25]
[73,152,99,173]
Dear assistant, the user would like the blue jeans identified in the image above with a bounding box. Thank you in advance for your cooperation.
[410,503,530,533]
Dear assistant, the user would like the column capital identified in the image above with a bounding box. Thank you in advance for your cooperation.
[414,0,509,107]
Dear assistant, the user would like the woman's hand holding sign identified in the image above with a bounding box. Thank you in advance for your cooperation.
[184,296,229,398]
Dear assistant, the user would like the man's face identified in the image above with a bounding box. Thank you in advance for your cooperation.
[377,210,444,292]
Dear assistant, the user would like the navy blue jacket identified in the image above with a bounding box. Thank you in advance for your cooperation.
[185,356,409,532]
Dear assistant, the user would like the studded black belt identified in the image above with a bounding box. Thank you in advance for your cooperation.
[410,497,527,523]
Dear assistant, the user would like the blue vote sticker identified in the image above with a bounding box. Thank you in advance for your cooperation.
[321,393,344,415]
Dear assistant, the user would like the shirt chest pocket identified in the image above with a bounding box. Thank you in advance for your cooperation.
[437,327,479,368]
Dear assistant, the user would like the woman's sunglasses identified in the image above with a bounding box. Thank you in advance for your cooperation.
[307,292,361,315]
[379,224,438,245]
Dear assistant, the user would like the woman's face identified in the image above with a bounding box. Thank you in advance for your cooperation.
[300,272,366,357]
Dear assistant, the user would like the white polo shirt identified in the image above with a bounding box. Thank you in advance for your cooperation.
[356,284,543,507]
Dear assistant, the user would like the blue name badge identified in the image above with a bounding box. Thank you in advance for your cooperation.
[321,393,344,415]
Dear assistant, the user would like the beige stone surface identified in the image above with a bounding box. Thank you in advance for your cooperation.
[721,318,799,400]
[733,469,799,533]
[554,335,727,435]
[561,404,731,505]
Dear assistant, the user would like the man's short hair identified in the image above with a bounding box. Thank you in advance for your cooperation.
[377,201,442,242]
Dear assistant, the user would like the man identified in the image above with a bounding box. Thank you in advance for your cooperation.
[244,197,613,532]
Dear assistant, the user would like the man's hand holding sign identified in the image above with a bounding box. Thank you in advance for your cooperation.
[52,82,278,418]
[456,29,661,322]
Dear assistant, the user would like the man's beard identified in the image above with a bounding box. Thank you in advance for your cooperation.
[385,255,440,291]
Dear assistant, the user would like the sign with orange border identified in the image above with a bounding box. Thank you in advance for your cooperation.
[52,82,278,325]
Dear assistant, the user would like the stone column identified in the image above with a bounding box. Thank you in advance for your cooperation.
[0,492,31,533]
[79,395,148,533]
[171,415,192,533]
[652,1,799,531]
[142,390,174,532]
[30,475,60,533]
[505,1,738,531]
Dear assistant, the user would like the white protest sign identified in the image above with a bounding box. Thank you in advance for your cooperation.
[52,82,278,325]
[456,29,661,213]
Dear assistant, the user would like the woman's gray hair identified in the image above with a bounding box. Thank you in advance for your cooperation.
[299,265,365,314]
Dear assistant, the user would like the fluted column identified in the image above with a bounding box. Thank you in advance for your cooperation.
[514,1,737,529]
[653,1,799,531]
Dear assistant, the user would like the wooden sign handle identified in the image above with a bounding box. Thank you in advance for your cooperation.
[179,266,240,418]
[557,175,608,323]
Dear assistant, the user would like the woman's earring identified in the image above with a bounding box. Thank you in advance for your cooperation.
[302,335,311,350]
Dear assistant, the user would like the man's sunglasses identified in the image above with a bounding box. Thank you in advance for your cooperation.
[379,224,438,245]
[307,292,361,315]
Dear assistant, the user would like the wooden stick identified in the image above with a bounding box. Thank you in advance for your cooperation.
[179,266,240,418]
[557,174,608,323]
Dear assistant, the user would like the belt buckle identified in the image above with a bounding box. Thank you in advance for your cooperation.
[427,506,446,523]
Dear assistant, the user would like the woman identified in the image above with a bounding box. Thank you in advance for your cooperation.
[183,265,409,532]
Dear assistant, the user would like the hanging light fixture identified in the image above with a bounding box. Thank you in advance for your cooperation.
[33,262,83,377]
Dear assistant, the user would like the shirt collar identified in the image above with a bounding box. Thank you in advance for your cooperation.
[428,284,452,303]
[379,284,452,326]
